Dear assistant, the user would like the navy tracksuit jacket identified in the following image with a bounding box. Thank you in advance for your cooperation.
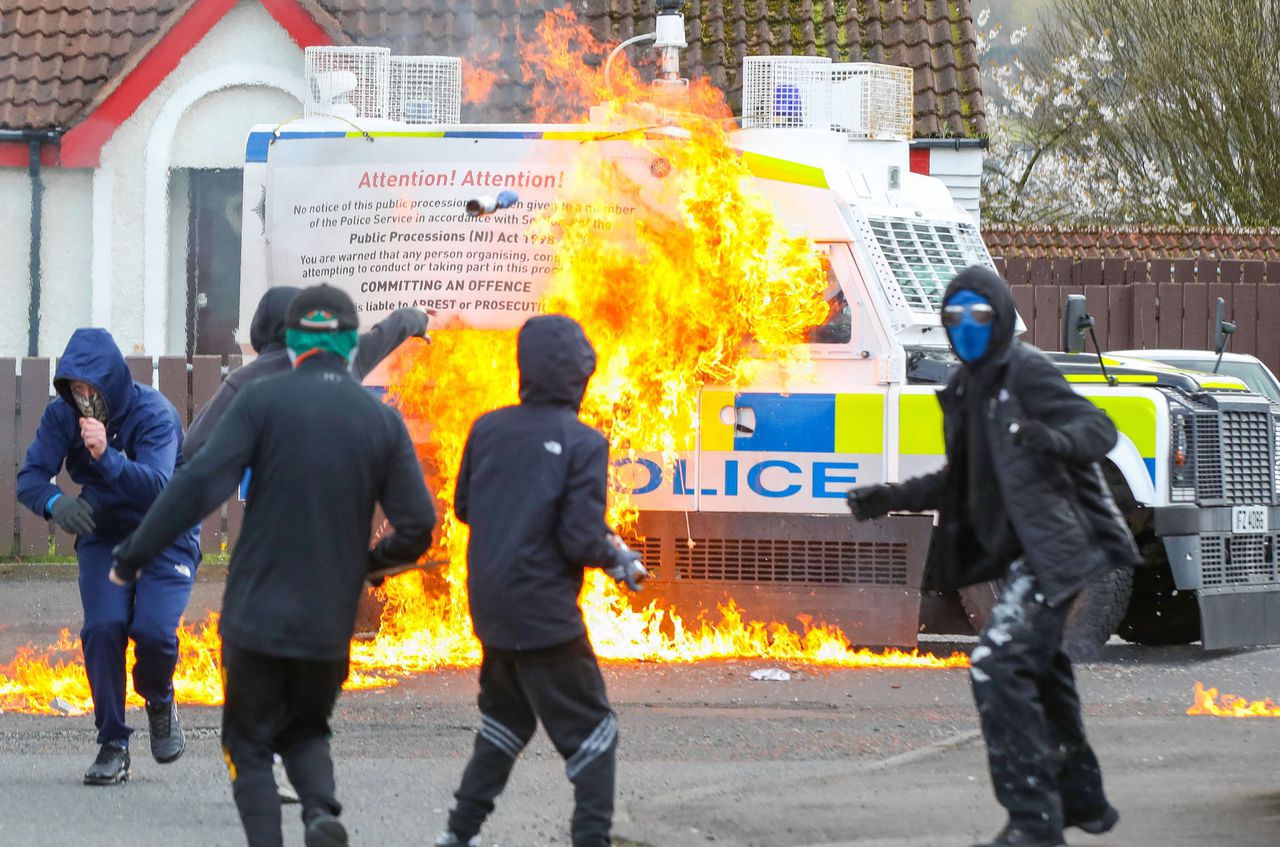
[16,328,200,745]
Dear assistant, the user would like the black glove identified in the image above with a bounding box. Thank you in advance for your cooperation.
[366,538,405,588]
[410,308,431,338]
[110,542,140,584]
[1012,419,1073,458]
[50,494,95,535]
[847,484,893,521]
[603,540,649,592]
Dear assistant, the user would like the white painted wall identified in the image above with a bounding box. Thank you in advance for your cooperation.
[98,0,305,356]
[37,170,94,352]
[0,168,93,358]
[925,146,985,226]
[0,1,305,358]
[0,171,32,357]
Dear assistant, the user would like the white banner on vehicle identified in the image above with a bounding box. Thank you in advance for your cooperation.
[264,135,645,329]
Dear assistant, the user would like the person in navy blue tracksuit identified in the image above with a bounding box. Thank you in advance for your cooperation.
[16,328,200,785]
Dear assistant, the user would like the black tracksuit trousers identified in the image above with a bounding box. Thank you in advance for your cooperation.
[220,642,349,847]
[448,636,617,847]
[969,560,1110,840]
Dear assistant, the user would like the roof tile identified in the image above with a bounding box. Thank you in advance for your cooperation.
[1,1,984,139]
[0,0,186,130]
[984,225,1280,262]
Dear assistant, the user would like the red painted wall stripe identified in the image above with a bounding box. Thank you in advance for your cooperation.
[0,143,59,168]
[57,0,239,167]
[909,146,930,175]
[261,0,333,48]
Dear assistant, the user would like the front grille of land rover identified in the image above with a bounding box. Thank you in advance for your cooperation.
[1193,412,1224,501]
[1201,533,1280,586]
[1221,410,1275,504]
[669,538,909,585]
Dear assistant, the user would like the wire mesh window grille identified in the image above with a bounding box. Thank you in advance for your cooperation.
[389,56,462,125]
[742,56,832,129]
[830,63,913,139]
[866,217,991,311]
[304,46,390,120]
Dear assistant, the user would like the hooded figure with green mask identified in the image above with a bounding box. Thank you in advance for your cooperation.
[846,266,1140,847]
[112,284,437,847]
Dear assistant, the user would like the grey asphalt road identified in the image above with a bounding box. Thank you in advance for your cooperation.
[0,567,1277,846]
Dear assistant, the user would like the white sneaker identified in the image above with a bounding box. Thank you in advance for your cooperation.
[433,832,479,846]
[273,754,300,804]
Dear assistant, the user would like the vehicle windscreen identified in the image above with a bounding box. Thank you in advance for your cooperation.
[1159,358,1280,404]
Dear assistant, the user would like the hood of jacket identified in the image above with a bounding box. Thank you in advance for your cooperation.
[52,328,134,424]
[942,266,1018,370]
[517,315,597,409]
[249,286,302,353]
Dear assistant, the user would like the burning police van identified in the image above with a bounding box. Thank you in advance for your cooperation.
[240,32,1280,653]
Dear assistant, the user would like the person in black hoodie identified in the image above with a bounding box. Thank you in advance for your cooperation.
[183,286,429,460]
[111,285,436,847]
[434,315,648,847]
[185,288,428,804]
[847,267,1139,847]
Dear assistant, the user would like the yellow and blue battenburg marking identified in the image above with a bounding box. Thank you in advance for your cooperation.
[701,392,884,454]
[896,390,1158,483]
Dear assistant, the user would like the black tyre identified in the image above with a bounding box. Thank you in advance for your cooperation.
[959,567,1134,662]
[1116,533,1200,646]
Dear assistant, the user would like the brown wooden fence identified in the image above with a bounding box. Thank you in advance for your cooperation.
[992,256,1280,371]
[5,254,1280,557]
[0,355,241,559]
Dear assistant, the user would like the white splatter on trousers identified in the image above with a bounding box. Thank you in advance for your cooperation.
[969,560,1110,837]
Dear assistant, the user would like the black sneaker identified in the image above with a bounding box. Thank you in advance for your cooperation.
[1066,804,1119,835]
[84,741,130,785]
[973,825,1067,847]
[304,813,348,847]
[145,699,185,764]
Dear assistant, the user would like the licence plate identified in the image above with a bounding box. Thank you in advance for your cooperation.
[1232,505,1269,534]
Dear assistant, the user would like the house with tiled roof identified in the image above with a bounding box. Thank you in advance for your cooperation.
[0,0,987,358]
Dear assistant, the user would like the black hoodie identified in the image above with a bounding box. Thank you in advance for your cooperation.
[183,288,429,459]
[455,315,617,651]
[885,266,1140,605]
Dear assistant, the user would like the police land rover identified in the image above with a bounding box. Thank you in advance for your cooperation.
[238,7,1280,654]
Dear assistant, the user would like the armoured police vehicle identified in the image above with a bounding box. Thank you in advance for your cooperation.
[239,7,1280,654]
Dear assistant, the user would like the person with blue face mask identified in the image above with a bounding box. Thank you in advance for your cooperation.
[942,289,996,363]
[846,267,1141,847]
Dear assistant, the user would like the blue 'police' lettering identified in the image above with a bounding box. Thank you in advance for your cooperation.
[814,462,858,498]
[747,460,802,498]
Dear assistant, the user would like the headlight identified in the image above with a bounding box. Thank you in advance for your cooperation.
[1171,410,1196,501]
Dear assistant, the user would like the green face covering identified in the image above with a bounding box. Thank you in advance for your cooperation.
[285,328,359,362]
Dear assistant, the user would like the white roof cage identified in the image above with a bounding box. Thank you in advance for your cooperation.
[304,46,390,120]
[741,56,832,129]
[830,63,913,139]
[389,56,462,125]
[742,56,913,140]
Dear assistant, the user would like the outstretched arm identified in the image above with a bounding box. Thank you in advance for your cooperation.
[112,394,258,580]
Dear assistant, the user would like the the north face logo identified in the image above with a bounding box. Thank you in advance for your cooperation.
[544,441,562,455]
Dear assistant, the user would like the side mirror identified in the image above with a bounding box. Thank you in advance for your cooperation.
[1213,297,1236,357]
[1062,294,1093,355]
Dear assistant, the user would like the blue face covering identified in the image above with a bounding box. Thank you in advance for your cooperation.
[945,290,994,363]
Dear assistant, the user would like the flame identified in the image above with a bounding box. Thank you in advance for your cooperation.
[462,54,501,105]
[0,5,968,717]
[1188,681,1280,717]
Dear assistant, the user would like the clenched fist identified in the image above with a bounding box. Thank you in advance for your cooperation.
[80,417,107,461]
